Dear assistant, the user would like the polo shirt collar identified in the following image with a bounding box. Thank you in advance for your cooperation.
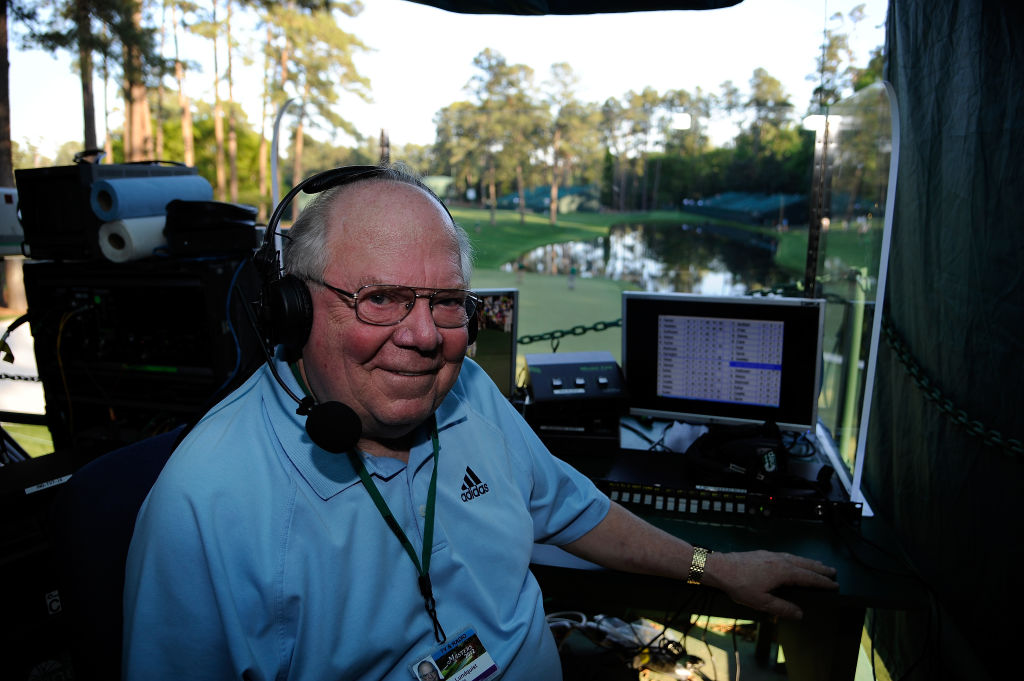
[264,354,469,501]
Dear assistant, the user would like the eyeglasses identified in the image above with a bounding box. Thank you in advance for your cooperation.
[312,281,481,328]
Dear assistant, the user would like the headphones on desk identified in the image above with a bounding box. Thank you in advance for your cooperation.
[251,164,476,453]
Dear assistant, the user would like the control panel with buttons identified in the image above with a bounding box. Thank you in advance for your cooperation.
[525,351,625,402]
[597,478,862,525]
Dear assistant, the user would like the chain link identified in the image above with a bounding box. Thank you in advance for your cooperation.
[751,283,1020,455]
[1,373,42,382]
[517,319,622,352]
[882,316,1023,457]
[514,312,1022,456]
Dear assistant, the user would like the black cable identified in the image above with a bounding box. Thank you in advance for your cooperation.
[208,258,249,400]
[650,421,676,452]
[236,277,305,407]
[619,420,679,452]
[706,613,721,681]
[780,430,817,460]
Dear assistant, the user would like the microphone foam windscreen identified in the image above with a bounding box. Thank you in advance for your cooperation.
[306,401,363,453]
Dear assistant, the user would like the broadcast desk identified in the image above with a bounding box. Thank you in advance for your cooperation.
[531,509,923,681]
[528,422,924,681]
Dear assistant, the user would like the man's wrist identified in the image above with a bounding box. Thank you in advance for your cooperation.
[686,546,713,585]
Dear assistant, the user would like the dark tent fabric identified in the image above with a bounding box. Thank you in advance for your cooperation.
[408,1,741,14]
[868,1,1024,679]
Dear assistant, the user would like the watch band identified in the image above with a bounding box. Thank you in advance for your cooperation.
[687,546,712,585]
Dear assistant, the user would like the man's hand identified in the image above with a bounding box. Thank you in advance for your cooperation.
[703,550,839,620]
[562,503,839,621]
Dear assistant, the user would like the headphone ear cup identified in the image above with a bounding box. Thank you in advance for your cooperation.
[264,274,313,355]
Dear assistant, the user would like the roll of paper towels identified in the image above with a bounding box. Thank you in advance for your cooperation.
[90,175,214,222]
[98,217,167,263]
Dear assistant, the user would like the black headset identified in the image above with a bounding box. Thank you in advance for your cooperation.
[251,165,477,453]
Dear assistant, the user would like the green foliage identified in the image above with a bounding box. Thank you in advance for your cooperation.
[808,5,870,111]
[260,1,371,143]
[853,45,885,92]
[5,2,881,228]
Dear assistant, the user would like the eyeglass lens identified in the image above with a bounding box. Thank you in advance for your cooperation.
[357,285,477,327]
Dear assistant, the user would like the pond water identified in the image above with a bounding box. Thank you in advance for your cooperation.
[504,221,796,295]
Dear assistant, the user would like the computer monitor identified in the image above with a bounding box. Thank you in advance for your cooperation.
[468,288,519,398]
[622,292,825,432]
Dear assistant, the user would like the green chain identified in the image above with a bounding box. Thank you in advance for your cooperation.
[517,319,622,352]
[882,316,1023,457]
[511,303,1022,457]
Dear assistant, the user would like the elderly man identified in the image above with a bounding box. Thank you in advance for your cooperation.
[123,165,837,680]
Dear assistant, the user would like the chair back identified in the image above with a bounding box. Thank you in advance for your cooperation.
[49,426,184,681]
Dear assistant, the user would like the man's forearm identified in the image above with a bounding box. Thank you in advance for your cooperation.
[559,500,839,620]
[560,501,697,580]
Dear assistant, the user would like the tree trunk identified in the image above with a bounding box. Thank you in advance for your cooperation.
[176,60,194,167]
[214,97,225,200]
[651,157,662,211]
[487,159,496,226]
[154,5,167,159]
[227,0,238,202]
[292,112,305,194]
[257,26,271,221]
[76,2,96,150]
[275,44,291,204]
[155,80,165,159]
[549,127,561,224]
[123,7,152,163]
[1,0,21,311]
[640,156,648,212]
[173,6,194,166]
[257,133,268,220]
[516,164,525,225]
[617,160,626,212]
[125,79,152,161]
[212,6,226,201]
[0,0,12,186]
[102,49,113,163]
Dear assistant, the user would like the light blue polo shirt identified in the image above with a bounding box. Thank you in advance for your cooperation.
[123,357,610,681]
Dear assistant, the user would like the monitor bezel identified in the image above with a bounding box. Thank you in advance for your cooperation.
[622,292,826,432]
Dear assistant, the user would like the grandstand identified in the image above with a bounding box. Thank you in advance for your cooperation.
[684,191,808,227]
[496,185,601,213]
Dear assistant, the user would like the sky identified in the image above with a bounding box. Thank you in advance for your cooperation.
[8,0,887,160]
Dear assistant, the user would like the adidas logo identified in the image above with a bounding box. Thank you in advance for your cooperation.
[460,466,490,502]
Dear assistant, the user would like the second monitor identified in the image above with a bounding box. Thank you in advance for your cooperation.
[469,288,519,398]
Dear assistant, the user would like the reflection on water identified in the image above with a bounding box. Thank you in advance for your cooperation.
[505,221,793,295]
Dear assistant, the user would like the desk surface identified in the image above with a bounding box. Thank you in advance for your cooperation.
[531,514,925,681]
[533,514,923,613]
[532,421,920,681]
[536,427,922,610]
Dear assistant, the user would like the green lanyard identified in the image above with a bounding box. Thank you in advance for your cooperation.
[286,363,446,643]
[347,417,446,644]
